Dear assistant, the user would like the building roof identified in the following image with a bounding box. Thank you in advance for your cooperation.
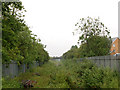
[111,37,118,43]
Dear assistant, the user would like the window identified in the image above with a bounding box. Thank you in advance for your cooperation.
[113,50,115,52]
[113,44,115,47]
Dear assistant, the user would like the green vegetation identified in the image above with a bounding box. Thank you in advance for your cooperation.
[63,17,112,59]
[2,59,119,88]
[1,1,118,89]
[74,17,111,44]
[78,35,111,57]
[62,59,119,88]
[2,2,49,66]
[63,45,79,59]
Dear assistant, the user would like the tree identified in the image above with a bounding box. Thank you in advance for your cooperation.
[78,35,112,57]
[71,45,78,49]
[63,45,79,59]
[2,1,50,65]
[74,17,112,57]
[2,2,26,64]
[63,17,112,59]
[73,17,111,44]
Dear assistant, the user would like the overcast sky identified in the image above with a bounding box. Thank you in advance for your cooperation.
[21,0,119,57]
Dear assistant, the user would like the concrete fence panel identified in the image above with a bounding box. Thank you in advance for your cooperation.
[2,61,42,78]
[78,55,120,72]
[99,59,104,67]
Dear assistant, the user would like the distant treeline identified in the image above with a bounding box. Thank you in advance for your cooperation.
[2,1,49,66]
[51,57,62,59]
[63,36,111,59]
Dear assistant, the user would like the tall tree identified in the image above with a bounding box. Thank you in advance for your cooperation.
[2,1,50,65]
[73,17,111,44]
[2,2,26,64]
[78,35,112,57]
[74,17,112,57]
[63,17,112,59]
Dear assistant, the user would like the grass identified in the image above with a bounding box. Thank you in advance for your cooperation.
[2,60,64,88]
[2,59,120,88]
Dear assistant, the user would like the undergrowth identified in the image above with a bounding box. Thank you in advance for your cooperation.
[2,59,119,88]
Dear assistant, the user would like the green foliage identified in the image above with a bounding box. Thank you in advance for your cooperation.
[2,77,21,88]
[63,45,79,59]
[2,1,49,65]
[61,59,119,88]
[86,35,111,56]
[2,60,119,88]
[63,17,112,59]
[74,16,111,44]
[78,35,112,57]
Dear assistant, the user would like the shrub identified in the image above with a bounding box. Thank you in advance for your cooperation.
[61,59,119,88]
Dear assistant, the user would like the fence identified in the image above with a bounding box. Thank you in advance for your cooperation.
[2,61,44,78]
[76,55,120,72]
[2,55,120,78]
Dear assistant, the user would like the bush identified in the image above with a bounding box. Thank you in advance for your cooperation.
[61,59,119,88]
[2,77,21,88]
[2,59,119,88]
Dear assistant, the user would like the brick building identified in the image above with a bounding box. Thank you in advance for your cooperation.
[110,37,120,55]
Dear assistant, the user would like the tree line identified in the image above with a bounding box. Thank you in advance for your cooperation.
[2,1,49,66]
[63,17,112,59]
